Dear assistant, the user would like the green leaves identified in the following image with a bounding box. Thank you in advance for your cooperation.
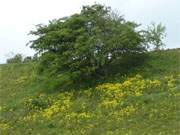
[28,4,165,88]
[146,23,166,50]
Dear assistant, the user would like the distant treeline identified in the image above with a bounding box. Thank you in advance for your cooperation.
[6,54,37,64]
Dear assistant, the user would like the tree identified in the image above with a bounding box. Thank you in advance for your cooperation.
[28,4,164,88]
[6,54,23,64]
[146,23,166,50]
[23,56,32,63]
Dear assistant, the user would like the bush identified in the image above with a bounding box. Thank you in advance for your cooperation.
[23,56,32,63]
[6,54,23,64]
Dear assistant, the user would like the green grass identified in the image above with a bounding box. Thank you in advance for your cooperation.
[0,49,180,135]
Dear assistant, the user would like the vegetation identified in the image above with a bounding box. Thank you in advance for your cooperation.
[28,4,165,88]
[146,23,166,50]
[0,49,180,134]
[6,54,23,64]
[1,4,177,135]
[6,54,36,64]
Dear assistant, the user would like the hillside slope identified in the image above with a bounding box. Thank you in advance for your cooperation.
[0,49,180,135]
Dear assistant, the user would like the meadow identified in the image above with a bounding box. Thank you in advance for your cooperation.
[0,49,180,135]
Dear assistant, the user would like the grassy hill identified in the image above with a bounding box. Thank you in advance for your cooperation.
[0,49,180,135]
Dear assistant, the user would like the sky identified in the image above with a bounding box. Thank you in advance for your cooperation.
[0,0,179,63]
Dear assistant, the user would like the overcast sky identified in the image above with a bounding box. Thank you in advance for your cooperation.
[0,0,179,63]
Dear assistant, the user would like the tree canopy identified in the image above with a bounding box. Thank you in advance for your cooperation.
[29,4,165,88]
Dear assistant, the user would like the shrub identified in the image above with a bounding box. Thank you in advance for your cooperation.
[23,56,32,63]
[6,54,23,64]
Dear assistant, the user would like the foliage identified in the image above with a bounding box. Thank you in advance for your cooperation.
[28,4,165,88]
[23,56,32,63]
[6,53,36,64]
[6,53,23,64]
[146,23,166,50]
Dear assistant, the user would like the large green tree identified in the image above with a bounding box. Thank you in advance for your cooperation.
[29,4,164,88]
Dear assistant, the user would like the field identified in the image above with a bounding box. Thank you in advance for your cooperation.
[0,49,180,135]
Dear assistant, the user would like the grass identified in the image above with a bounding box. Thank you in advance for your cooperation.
[0,49,180,135]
